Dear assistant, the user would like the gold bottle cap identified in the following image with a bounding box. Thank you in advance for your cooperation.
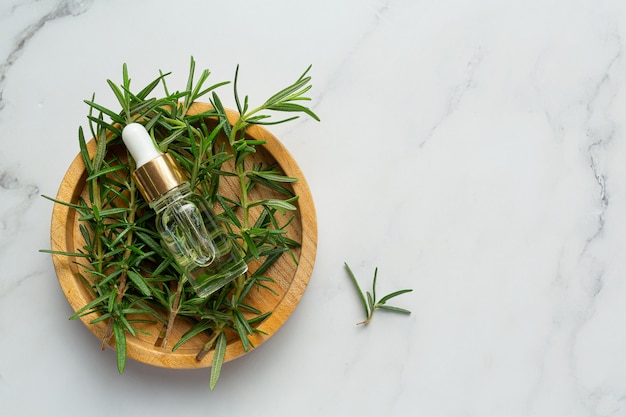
[132,153,186,203]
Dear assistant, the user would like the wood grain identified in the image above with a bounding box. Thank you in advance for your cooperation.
[49,103,317,369]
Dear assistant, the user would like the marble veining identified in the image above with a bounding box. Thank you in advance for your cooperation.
[0,0,93,110]
[584,50,621,251]
[0,168,39,243]
[421,47,485,149]
[0,167,40,298]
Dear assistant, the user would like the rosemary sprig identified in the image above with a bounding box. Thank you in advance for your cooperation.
[344,262,413,325]
[44,57,319,389]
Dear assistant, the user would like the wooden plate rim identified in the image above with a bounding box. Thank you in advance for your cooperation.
[49,104,317,369]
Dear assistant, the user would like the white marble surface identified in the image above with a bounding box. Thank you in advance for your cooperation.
[3,0,626,415]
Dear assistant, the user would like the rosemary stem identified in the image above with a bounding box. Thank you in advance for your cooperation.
[196,328,221,361]
[91,178,104,280]
[189,125,205,190]
[118,175,138,295]
[161,275,185,349]
[237,162,250,231]
[103,169,139,346]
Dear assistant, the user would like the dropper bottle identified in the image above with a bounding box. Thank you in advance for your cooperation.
[122,123,248,297]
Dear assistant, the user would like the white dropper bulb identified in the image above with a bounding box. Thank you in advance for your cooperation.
[122,123,162,168]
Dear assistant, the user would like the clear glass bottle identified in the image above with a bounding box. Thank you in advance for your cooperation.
[151,182,247,296]
[122,123,247,297]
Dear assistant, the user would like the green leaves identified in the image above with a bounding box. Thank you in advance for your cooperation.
[113,319,127,373]
[126,269,151,297]
[210,332,227,391]
[46,59,319,390]
[181,56,230,116]
[227,64,320,152]
[261,65,320,122]
[344,263,413,325]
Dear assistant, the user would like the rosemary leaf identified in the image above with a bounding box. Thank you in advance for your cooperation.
[83,99,126,125]
[126,269,152,297]
[106,79,129,119]
[172,320,214,352]
[377,305,412,314]
[343,262,369,319]
[113,319,127,373]
[78,127,92,175]
[233,309,252,352]
[39,249,90,258]
[378,289,414,305]
[69,293,110,320]
[210,332,227,390]
[136,72,171,101]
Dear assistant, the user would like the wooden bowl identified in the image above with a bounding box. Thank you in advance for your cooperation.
[49,103,317,369]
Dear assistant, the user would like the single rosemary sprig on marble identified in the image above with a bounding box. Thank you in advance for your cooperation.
[43,57,318,390]
[344,262,413,325]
